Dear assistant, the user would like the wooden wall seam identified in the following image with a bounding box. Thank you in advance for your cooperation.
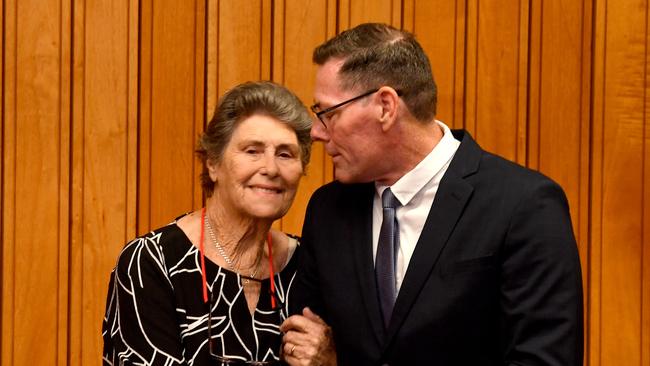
[69,0,84,363]
[579,0,595,363]
[58,0,72,363]
[453,0,466,130]
[127,0,139,241]
[641,0,650,365]
[194,0,207,211]
[1,1,17,363]
[515,0,529,167]
[0,0,5,357]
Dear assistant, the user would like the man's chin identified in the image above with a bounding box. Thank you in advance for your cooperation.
[334,170,368,184]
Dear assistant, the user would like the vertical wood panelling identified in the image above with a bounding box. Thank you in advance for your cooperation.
[68,0,85,363]
[593,0,648,365]
[578,1,594,312]
[216,0,269,95]
[590,0,606,362]
[2,0,17,363]
[2,1,650,365]
[0,0,3,356]
[340,0,401,30]
[58,0,72,364]
[193,1,207,210]
[529,5,593,355]
[77,1,131,364]
[206,0,218,118]
[471,0,525,162]
[644,7,650,364]
[127,0,140,239]
[465,0,478,136]
[139,1,203,232]
[412,0,464,128]
[4,0,65,364]
[532,0,588,234]
[0,0,4,356]
[138,0,153,234]
[272,0,335,235]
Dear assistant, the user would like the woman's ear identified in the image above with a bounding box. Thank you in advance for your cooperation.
[207,158,220,183]
[376,86,400,132]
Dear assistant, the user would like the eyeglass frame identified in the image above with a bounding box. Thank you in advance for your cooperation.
[207,286,286,365]
[310,87,404,129]
[311,87,402,130]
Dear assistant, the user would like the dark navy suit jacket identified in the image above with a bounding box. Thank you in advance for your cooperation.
[291,130,583,366]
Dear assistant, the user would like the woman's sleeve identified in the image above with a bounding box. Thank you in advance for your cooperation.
[102,235,186,366]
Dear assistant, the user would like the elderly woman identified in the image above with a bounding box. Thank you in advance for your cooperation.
[102,81,311,365]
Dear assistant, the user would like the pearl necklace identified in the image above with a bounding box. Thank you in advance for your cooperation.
[204,213,259,284]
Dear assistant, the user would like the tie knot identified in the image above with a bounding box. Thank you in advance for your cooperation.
[381,188,400,209]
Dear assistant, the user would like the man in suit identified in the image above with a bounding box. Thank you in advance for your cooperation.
[280,23,583,366]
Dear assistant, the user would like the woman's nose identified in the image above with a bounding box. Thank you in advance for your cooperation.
[261,153,279,176]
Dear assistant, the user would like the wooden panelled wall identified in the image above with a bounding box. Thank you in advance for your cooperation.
[1,0,648,364]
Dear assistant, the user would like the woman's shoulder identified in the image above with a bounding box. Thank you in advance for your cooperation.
[114,218,192,272]
[125,221,183,250]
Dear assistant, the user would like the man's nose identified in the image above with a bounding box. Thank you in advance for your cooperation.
[310,120,329,142]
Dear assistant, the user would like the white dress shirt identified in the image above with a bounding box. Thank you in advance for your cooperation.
[373,120,460,292]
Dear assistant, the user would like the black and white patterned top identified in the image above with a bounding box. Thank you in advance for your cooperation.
[102,219,299,366]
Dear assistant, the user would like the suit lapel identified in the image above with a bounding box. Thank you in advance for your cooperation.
[383,130,482,347]
[348,184,386,343]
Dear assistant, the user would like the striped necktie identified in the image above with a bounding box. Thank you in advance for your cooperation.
[375,188,401,328]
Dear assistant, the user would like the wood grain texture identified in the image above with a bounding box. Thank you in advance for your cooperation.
[2,1,650,365]
[534,0,586,220]
[590,1,606,363]
[79,1,131,364]
[342,0,399,28]
[593,0,647,365]
[644,6,650,364]
[8,0,63,364]
[144,0,202,231]
[412,0,463,127]
[193,0,207,211]
[2,1,17,363]
[0,0,5,357]
[473,0,524,162]
[217,0,268,94]
[69,1,86,363]
[58,0,72,364]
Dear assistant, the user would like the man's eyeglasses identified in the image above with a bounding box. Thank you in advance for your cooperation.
[310,88,403,129]
[207,288,285,365]
[310,88,379,128]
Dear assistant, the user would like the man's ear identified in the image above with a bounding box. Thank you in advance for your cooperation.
[376,86,400,132]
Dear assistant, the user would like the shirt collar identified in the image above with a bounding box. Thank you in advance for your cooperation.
[376,120,459,206]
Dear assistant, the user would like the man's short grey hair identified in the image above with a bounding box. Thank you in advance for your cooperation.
[313,23,437,122]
